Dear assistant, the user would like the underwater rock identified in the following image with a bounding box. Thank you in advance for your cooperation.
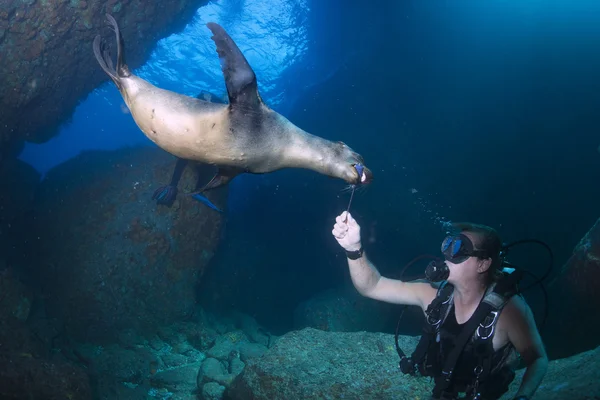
[150,361,203,394]
[0,267,33,322]
[0,156,38,222]
[0,310,92,399]
[226,327,428,400]
[225,327,600,400]
[198,357,233,387]
[0,157,40,265]
[72,313,266,398]
[202,381,226,400]
[161,353,190,369]
[0,0,208,165]
[0,314,47,363]
[229,311,273,348]
[117,328,146,349]
[207,330,250,361]
[180,324,220,352]
[0,352,93,400]
[293,284,399,333]
[545,217,600,359]
[28,146,226,343]
[509,344,600,399]
[92,344,159,384]
[237,342,267,363]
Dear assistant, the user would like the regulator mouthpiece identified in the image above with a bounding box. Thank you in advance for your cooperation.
[425,259,450,282]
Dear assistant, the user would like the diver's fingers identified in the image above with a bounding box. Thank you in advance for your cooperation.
[333,218,348,230]
[345,212,358,228]
[332,228,347,240]
[332,224,348,236]
[336,211,348,224]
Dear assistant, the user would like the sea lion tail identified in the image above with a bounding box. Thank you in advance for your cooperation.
[93,13,131,89]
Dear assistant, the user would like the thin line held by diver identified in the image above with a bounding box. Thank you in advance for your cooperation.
[344,185,356,223]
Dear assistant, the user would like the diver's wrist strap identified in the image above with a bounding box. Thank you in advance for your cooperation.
[346,246,364,260]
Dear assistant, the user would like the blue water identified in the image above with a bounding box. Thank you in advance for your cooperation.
[19,0,330,214]
[17,0,600,332]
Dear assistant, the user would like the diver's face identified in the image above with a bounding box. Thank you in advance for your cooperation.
[446,256,480,284]
[446,232,483,283]
[336,142,373,185]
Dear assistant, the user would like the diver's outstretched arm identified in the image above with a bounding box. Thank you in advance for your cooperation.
[332,211,437,310]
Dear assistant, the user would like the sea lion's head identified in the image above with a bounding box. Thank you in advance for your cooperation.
[334,141,373,185]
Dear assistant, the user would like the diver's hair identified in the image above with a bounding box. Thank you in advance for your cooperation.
[452,222,503,285]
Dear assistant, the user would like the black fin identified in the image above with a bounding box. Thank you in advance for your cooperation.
[206,22,261,108]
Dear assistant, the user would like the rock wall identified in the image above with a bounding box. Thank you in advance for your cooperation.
[26,146,227,343]
[545,217,600,359]
[0,157,40,266]
[0,267,92,399]
[293,284,408,334]
[0,0,207,164]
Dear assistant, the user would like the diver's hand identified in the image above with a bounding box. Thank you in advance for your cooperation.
[332,211,362,252]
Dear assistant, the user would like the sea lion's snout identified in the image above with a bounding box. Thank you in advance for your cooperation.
[344,162,373,185]
[359,165,373,185]
[351,163,372,185]
[333,142,372,185]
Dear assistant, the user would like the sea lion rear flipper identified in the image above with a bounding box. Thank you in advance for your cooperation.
[206,22,261,108]
[194,167,244,193]
[93,14,131,90]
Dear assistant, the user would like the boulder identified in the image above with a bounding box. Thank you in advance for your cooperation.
[293,284,404,333]
[28,146,226,343]
[545,217,600,358]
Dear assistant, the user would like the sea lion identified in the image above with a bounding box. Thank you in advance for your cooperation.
[92,14,373,192]
[152,91,227,208]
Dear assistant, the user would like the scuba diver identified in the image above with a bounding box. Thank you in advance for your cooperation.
[151,90,227,211]
[331,211,548,400]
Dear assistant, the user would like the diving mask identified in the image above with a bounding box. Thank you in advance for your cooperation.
[425,234,490,282]
[441,234,489,264]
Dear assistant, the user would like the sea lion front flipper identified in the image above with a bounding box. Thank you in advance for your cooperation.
[152,185,178,206]
[194,166,244,193]
[206,22,261,108]
[151,158,189,206]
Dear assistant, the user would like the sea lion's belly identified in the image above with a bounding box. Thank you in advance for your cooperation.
[129,94,245,165]
[125,87,291,171]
